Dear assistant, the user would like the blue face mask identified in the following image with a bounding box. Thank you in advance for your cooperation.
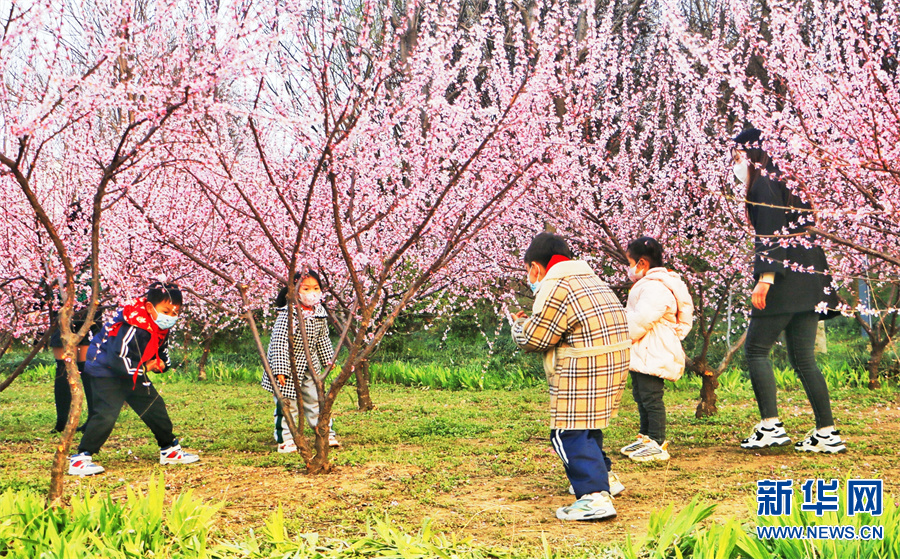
[529,280,542,295]
[153,312,178,330]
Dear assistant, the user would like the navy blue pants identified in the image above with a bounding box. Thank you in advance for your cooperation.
[551,429,612,498]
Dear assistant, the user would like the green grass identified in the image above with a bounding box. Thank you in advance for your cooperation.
[1,310,898,557]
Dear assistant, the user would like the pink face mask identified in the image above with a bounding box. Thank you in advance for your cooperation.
[298,291,323,307]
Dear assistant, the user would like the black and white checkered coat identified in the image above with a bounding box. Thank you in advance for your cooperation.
[261,305,335,400]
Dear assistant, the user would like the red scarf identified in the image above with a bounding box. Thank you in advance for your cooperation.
[546,254,570,271]
[107,297,168,385]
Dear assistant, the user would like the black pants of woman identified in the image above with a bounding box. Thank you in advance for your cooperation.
[745,311,834,429]
[54,360,95,432]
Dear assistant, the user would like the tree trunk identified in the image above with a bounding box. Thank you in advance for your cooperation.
[867,341,886,390]
[693,331,747,419]
[47,347,82,506]
[197,334,213,381]
[0,326,54,392]
[0,331,13,361]
[355,359,375,411]
[696,367,719,418]
[306,420,333,475]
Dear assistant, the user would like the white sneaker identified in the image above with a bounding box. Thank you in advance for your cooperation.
[629,440,670,462]
[160,443,200,465]
[556,491,617,521]
[328,434,341,448]
[68,453,104,476]
[568,472,625,497]
[741,422,791,449]
[277,441,297,453]
[795,429,847,454]
[621,434,651,456]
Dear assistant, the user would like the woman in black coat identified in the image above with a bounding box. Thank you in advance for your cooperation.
[732,128,845,454]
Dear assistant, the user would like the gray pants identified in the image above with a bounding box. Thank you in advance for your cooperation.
[273,375,334,443]
[745,311,835,429]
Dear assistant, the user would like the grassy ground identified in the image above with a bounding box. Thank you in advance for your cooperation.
[2,364,899,556]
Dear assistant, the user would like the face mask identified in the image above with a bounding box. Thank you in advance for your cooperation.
[528,280,542,295]
[627,265,645,283]
[733,160,749,184]
[153,312,178,330]
[298,291,323,308]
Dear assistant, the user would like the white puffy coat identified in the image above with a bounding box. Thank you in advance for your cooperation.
[625,268,694,381]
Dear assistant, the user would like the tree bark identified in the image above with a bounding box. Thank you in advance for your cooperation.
[47,355,83,506]
[867,342,886,390]
[694,331,747,418]
[695,363,719,418]
[197,333,213,381]
[0,331,13,361]
[355,359,375,411]
[0,326,54,392]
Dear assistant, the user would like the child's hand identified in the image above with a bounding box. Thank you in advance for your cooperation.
[513,311,527,320]
[277,375,286,386]
[144,361,162,372]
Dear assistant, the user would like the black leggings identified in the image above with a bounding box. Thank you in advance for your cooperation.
[78,376,176,455]
[745,311,835,429]
[54,360,95,432]
[631,371,666,444]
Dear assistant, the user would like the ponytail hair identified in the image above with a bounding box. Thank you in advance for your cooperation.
[626,237,664,269]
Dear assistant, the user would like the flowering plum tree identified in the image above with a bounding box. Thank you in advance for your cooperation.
[0,0,248,503]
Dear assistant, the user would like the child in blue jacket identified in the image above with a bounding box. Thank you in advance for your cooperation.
[68,282,199,476]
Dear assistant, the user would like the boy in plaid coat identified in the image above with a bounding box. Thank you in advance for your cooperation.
[512,233,631,521]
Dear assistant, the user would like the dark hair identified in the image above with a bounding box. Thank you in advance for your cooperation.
[523,233,574,267]
[625,237,664,269]
[733,128,800,220]
[274,270,323,308]
[146,282,183,306]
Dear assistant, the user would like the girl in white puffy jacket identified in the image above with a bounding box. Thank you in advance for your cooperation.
[619,237,694,462]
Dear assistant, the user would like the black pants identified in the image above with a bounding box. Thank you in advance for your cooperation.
[745,311,835,429]
[54,360,95,432]
[78,376,176,455]
[631,371,666,444]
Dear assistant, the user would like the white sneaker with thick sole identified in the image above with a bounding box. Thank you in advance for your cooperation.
[556,491,617,521]
[277,441,298,453]
[328,434,341,448]
[68,453,105,476]
[629,440,670,462]
[795,429,847,454]
[160,444,200,465]
[569,472,625,497]
[740,422,791,449]
[621,434,651,456]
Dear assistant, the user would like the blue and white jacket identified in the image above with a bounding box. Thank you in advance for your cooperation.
[84,310,171,379]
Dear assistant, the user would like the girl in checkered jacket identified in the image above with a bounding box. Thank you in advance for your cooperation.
[261,271,340,452]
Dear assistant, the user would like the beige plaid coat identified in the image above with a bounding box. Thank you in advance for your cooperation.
[512,260,630,430]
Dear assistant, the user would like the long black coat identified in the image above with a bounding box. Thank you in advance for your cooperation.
[747,172,832,317]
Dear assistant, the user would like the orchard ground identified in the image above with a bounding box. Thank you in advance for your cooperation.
[2,364,899,556]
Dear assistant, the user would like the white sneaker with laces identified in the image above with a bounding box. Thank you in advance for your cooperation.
[740,421,791,449]
[629,440,670,462]
[795,429,846,454]
[568,472,625,497]
[160,443,200,465]
[621,434,651,456]
[328,434,341,448]
[68,453,105,476]
[277,441,298,453]
[556,491,617,521]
